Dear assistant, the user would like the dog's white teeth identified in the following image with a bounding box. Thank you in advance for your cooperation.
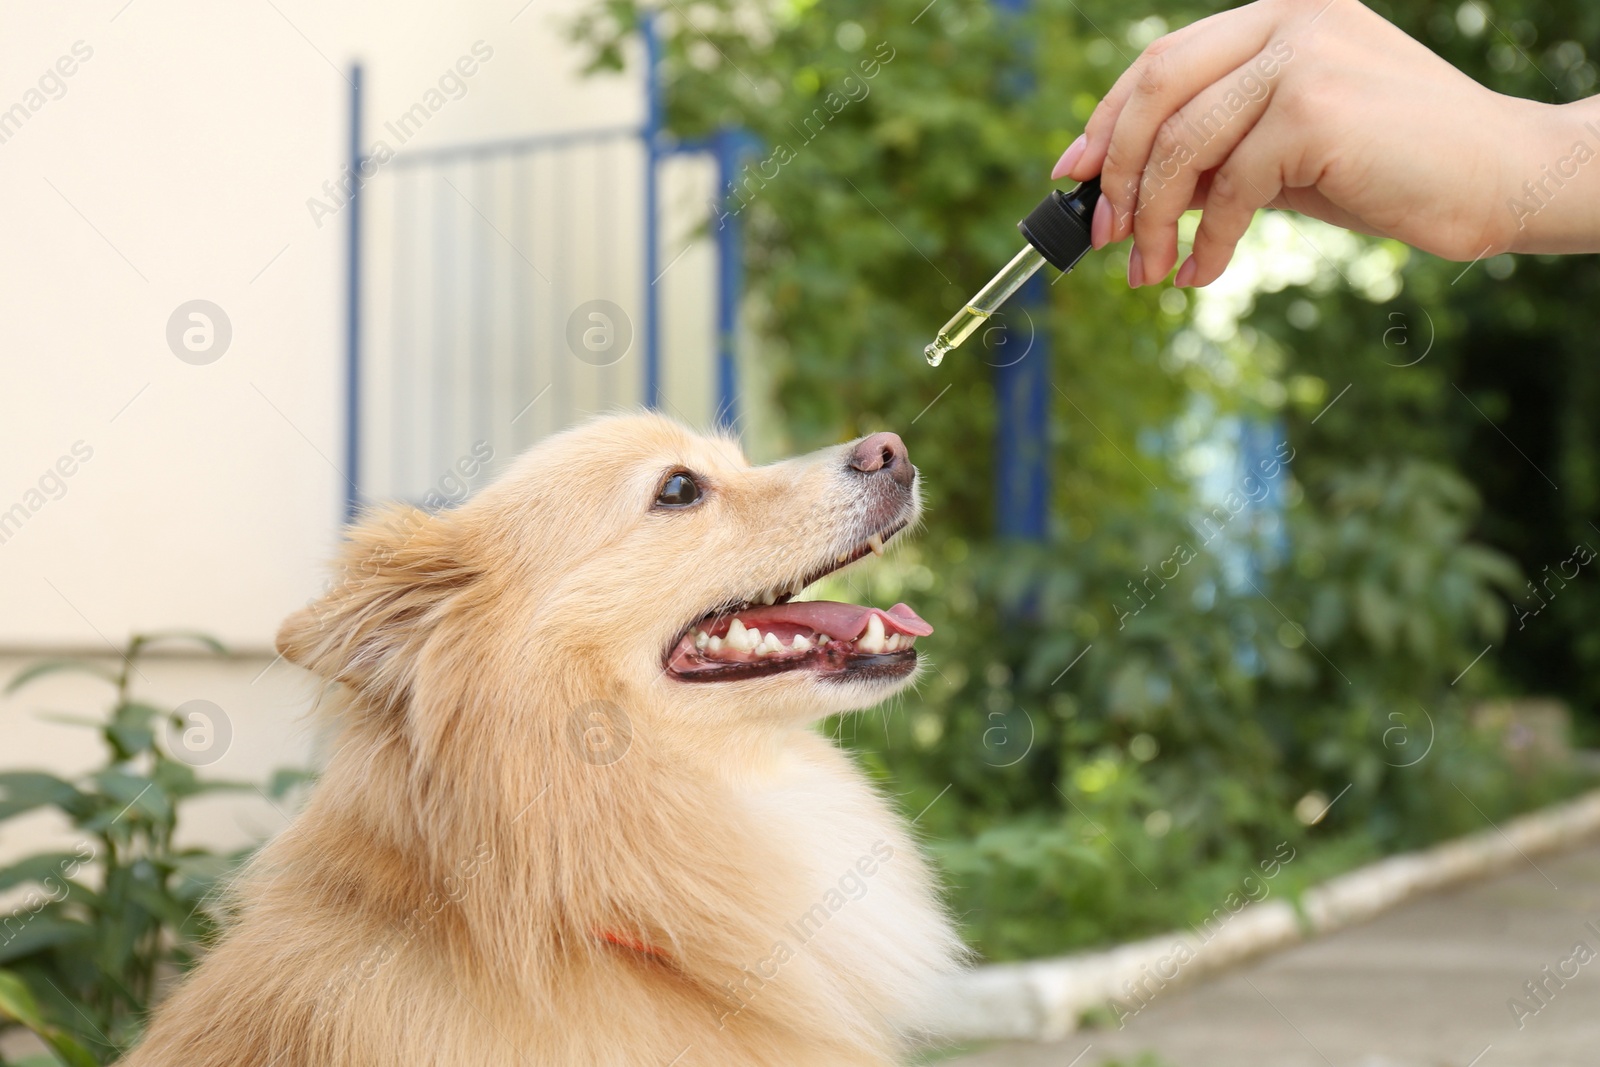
[740,628,781,657]
[726,618,751,651]
[837,551,849,564]
[867,533,885,557]
[859,614,887,654]
[817,634,829,646]
[790,578,807,596]
[884,635,900,652]
[791,634,812,652]
[759,590,776,605]
[694,631,710,650]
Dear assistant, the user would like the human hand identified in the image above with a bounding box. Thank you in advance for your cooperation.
[1053,0,1564,288]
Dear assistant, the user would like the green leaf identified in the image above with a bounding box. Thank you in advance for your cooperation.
[105,728,152,763]
[121,880,194,932]
[0,972,101,1067]
[4,661,117,695]
[0,853,88,896]
[0,969,48,1030]
[112,703,161,730]
[106,703,162,759]
[42,1033,102,1067]
[266,767,319,798]
[90,770,170,822]
[168,852,244,908]
[151,760,254,800]
[0,773,84,822]
[0,917,92,964]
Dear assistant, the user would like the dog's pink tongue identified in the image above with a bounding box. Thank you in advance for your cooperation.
[733,601,932,639]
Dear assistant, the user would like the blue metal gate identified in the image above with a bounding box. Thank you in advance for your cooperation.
[342,21,741,520]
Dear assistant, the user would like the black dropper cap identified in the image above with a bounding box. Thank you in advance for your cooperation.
[1017,176,1100,273]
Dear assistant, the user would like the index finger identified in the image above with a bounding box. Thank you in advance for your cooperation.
[1064,2,1279,193]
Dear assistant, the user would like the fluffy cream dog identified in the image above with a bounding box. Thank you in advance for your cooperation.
[121,413,963,1066]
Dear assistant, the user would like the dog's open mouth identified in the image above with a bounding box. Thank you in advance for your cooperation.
[665,522,931,682]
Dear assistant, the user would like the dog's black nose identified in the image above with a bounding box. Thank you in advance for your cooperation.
[849,432,913,489]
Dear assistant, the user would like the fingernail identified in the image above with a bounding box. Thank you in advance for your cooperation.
[1091,196,1111,249]
[1174,256,1197,288]
[1128,246,1144,289]
[1051,134,1087,180]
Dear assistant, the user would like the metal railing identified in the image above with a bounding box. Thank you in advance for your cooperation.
[342,19,743,519]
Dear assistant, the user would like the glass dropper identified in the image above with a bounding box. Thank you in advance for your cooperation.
[924,245,1048,366]
[924,176,1101,367]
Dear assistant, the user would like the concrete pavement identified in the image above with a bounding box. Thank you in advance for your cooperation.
[946,839,1600,1067]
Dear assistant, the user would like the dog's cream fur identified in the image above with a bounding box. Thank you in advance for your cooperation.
[121,413,963,1066]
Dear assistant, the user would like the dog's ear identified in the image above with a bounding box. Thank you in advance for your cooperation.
[276,504,478,708]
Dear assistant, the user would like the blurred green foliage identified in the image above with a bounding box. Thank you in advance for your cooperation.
[0,636,303,1065]
[576,0,1598,960]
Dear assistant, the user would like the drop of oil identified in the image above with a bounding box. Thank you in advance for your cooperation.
[924,341,949,367]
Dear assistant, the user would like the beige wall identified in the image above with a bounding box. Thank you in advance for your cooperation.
[0,0,721,858]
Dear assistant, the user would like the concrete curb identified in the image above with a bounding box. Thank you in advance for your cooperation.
[933,787,1600,1043]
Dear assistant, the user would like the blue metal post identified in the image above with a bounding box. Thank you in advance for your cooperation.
[711,129,745,431]
[344,64,363,525]
[642,15,662,409]
[994,273,1050,538]
[991,0,1050,540]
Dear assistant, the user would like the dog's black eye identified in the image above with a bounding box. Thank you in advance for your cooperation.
[656,473,700,508]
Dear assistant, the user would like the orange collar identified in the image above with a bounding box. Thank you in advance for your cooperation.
[594,928,672,962]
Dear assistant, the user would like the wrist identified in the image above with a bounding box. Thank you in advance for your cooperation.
[1501,94,1600,254]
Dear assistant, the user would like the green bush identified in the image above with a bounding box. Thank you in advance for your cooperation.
[0,635,302,1065]
[576,0,1596,961]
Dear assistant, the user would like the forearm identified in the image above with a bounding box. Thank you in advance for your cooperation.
[1504,94,1600,255]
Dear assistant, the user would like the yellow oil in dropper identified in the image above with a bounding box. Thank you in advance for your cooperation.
[924,245,1048,366]
[924,177,1100,367]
